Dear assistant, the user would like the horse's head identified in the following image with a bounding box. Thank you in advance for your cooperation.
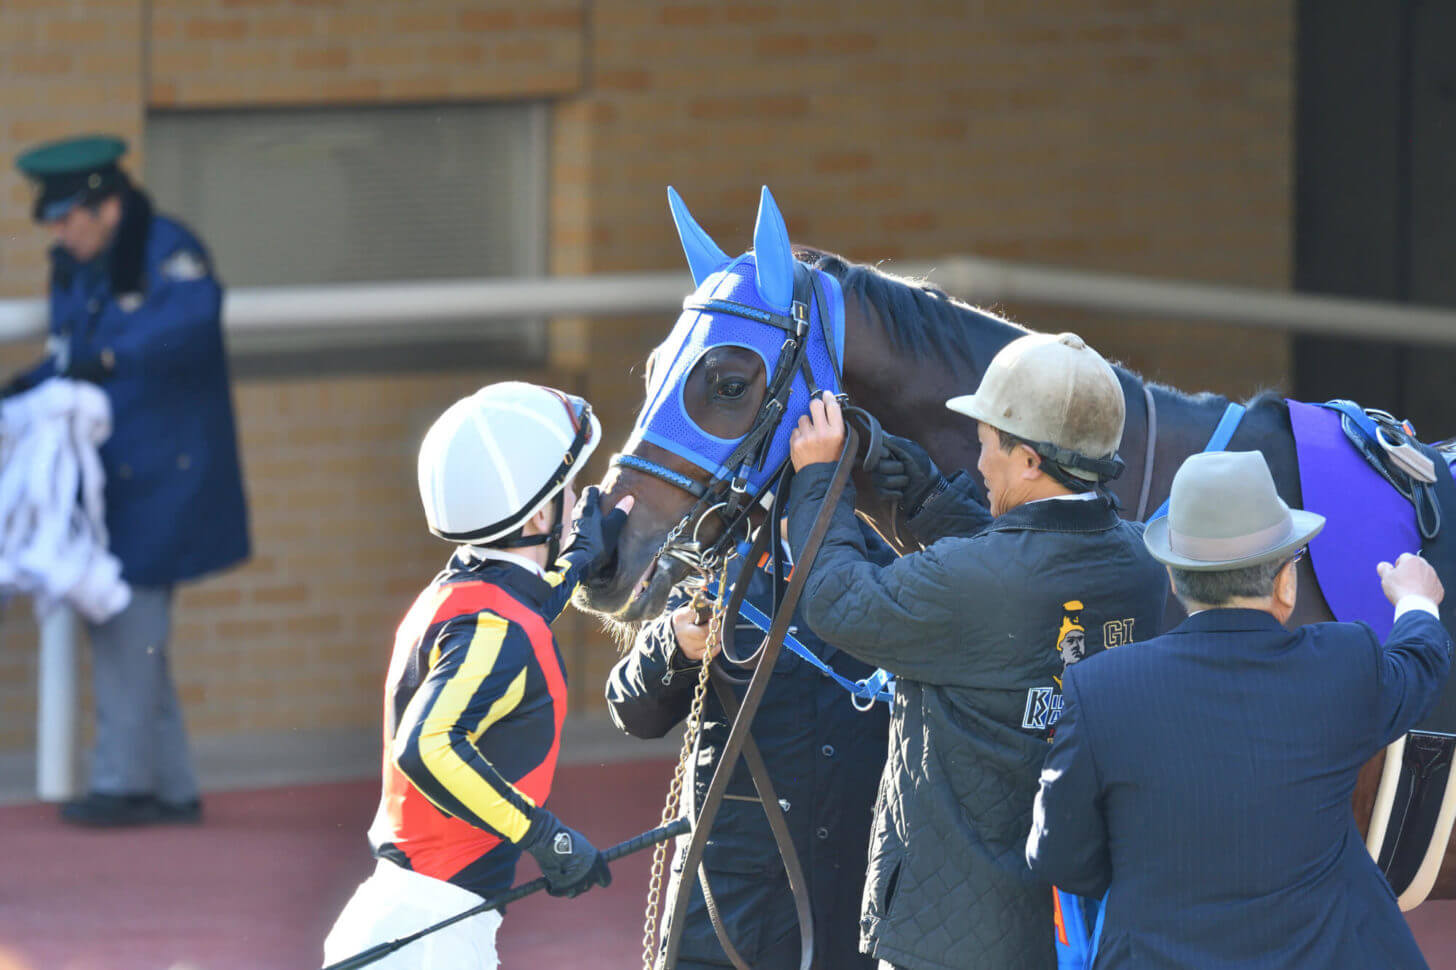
[574,186,847,621]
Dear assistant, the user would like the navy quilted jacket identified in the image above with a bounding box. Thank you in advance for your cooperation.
[787,465,1166,970]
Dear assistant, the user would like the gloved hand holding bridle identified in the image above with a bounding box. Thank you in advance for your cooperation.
[869,432,947,518]
[518,807,613,898]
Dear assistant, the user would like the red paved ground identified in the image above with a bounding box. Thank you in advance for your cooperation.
[0,758,1452,969]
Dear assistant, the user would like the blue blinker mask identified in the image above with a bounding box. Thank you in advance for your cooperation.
[625,186,845,494]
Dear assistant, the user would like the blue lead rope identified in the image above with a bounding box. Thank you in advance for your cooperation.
[705,542,894,709]
[731,594,895,708]
[1146,402,1247,522]
[1088,889,1108,968]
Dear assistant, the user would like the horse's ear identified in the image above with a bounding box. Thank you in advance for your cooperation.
[751,185,794,312]
[667,186,730,287]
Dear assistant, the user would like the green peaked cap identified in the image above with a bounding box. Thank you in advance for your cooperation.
[15,134,129,222]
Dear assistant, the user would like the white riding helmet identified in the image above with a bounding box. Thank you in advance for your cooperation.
[946,332,1125,483]
[417,381,601,543]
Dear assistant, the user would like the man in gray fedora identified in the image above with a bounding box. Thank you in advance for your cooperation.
[1026,449,1451,969]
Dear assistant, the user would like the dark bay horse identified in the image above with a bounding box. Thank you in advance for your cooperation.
[574,192,1455,901]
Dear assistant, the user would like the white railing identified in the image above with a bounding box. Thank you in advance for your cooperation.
[6,256,1455,800]
[1,256,1454,348]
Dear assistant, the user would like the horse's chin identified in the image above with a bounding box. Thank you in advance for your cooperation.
[572,553,686,623]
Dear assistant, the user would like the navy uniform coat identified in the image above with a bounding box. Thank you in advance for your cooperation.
[1027,607,1453,969]
[17,189,249,585]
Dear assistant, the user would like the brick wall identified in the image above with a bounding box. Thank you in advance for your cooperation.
[0,1,143,298]
[0,0,1296,759]
[148,0,584,107]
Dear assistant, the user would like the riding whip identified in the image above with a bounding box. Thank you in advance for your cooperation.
[322,818,691,970]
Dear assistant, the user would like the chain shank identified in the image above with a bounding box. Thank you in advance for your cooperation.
[657,425,860,970]
[641,558,732,970]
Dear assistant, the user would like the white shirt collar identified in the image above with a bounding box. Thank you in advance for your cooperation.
[461,545,548,580]
[1027,490,1102,504]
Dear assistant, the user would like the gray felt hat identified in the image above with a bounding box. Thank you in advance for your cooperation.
[1143,450,1325,571]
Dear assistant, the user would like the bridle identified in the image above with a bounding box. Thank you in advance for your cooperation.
[610,261,849,579]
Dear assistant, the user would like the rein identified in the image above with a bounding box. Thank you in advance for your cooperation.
[651,421,863,970]
[620,258,880,969]
[1136,383,1158,522]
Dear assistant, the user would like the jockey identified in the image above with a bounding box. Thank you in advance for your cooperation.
[323,382,631,970]
[786,333,1168,970]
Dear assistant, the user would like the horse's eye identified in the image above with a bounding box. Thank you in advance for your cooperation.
[718,380,747,400]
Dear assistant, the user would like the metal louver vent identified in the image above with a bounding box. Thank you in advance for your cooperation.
[144,103,549,372]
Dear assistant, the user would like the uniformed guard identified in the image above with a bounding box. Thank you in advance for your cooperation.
[4,134,250,826]
[323,382,630,969]
[786,333,1169,970]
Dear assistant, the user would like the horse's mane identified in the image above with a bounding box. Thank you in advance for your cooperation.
[795,247,1286,414]
[795,247,1026,363]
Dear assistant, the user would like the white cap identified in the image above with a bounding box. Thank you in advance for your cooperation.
[946,332,1124,481]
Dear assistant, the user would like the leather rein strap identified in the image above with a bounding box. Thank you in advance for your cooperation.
[658,424,861,970]
[1136,383,1158,522]
[696,677,814,970]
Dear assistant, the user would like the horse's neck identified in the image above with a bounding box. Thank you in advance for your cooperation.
[1129,381,1328,625]
[1131,381,1301,520]
[841,328,991,551]
[1115,377,1233,519]
[840,303,1018,478]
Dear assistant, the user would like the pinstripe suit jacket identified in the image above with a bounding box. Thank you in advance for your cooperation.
[1027,607,1451,969]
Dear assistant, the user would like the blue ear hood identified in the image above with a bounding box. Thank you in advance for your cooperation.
[667,186,730,286]
[633,186,845,491]
[751,185,794,312]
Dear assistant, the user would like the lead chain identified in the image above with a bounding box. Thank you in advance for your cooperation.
[641,558,731,970]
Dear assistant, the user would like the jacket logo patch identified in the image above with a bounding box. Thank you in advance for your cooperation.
[117,292,143,312]
[1104,617,1135,647]
[1056,600,1086,666]
[1022,687,1064,730]
[1029,600,1085,733]
[161,249,207,281]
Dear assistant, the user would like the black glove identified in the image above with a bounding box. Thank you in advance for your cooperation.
[560,485,630,579]
[519,807,612,898]
[870,432,946,517]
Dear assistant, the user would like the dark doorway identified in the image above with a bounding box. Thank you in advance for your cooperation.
[1294,0,1456,437]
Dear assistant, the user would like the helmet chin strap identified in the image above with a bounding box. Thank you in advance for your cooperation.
[547,490,565,564]
[493,490,567,565]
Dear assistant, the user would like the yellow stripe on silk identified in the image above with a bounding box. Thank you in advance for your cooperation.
[469,667,527,745]
[415,613,536,842]
[544,557,573,588]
